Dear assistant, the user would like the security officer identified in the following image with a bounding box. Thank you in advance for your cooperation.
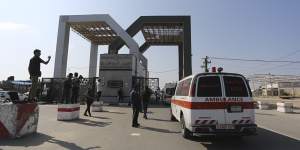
[131,85,141,127]
[142,86,152,119]
[71,72,80,104]
[63,73,73,104]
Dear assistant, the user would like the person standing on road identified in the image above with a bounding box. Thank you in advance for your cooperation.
[117,88,123,103]
[84,88,95,117]
[71,72,80,104]
[28,49,51,101]
[63,73,73,104]
[142,86,152,119]
[96,79,102,102]
[131,85,141,127]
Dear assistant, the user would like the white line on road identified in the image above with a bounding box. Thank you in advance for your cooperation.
[258,125,300,141]
[130,133,141,136]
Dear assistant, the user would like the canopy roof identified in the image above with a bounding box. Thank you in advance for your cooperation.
[142,23,184,43]
[70,22,118,45]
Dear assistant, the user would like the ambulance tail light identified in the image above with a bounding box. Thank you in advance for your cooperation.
[212,67,216,73]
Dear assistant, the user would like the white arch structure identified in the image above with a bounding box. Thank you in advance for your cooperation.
[53,14,140,78]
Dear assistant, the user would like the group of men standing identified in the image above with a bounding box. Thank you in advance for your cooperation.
[62,72,83,104]
[28,49,154,128]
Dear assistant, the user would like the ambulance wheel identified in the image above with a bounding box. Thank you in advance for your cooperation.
[180,115,192,139]
[170,108,177,121]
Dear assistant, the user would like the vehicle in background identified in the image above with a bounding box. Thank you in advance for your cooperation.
[0,91,25,103]
[162,82,177,104]
[170,72,256,139]
[18,93,28,101]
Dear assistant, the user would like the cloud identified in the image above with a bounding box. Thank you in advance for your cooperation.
[0,22,29,31]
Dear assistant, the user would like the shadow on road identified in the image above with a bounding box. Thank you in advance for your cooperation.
[191,127,300,150]
[290,112,300,114]
[64,118,112,127]
[148,117,173,122]
[255,112,275,116]
[101,110,127,114]
[0,133,101,150]
[141,126,180,134]
[92,116,111,120]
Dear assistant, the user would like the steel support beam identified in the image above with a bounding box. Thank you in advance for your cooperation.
[183,17,192,77]
[178,43,184,80]
[54,16,70,78]
[89,43,98,77]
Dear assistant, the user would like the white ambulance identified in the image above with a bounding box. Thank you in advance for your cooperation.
[170,72,257,138]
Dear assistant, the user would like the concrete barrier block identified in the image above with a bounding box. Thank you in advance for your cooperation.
[277,102,293,113]
[57,103,80,121]
[92,101,103,112]
[0,103,39,139]
[257,101,270,110]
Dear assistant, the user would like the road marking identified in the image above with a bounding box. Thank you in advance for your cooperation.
[258,125,300,141]
[130,133,141,136]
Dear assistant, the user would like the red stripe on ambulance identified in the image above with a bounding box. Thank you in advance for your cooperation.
[171,99,255,109]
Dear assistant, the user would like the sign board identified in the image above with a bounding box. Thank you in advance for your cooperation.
[100,54,133,70]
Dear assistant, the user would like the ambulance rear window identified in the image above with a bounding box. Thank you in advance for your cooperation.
[224,76,248,97]
[197,76,222,97]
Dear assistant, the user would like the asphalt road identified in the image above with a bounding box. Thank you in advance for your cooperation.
[0,105,299,150]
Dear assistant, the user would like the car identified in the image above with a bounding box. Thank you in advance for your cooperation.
[0,91,24,103]
[170,71,257,139]
[18,93,28,101]
[162,83,177,104]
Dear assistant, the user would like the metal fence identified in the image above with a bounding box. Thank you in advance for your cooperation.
[132,77,160,104]
[40,77,98,103]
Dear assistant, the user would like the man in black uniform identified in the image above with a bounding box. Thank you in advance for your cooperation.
[131,86,141,127]
[63,73,73,104]
[84,88,95,117]
[117,88,123,103]
[142,86,152,119]
[28,49,51,101]
[71,72,80,104]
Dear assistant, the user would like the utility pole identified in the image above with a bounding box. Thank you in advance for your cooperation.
[201,56,211,72]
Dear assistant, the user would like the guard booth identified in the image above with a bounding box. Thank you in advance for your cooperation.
[99,54,148,103]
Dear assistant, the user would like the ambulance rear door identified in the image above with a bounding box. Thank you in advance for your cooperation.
[222,75,254,127]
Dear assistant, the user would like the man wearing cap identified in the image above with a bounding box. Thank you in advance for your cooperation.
[28,49,51,101]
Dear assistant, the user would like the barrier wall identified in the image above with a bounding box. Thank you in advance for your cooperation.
[57,103,80,121]
[277,102,293,113]
[257,101,270,110]
[0,103,39,139]
[92,101,103,112]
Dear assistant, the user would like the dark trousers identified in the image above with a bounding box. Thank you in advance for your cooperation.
[118,96,123,103]
[97,91,102,101]
[71,88,79,104]
[29,76,39,101]
[84,102,92,116]
[132,107,140,126]
[63,90,71,104]
[143,100,149,117]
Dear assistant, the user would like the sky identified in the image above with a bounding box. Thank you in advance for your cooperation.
[0,0,299,87]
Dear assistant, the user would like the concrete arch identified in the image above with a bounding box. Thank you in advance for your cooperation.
[53,14,140,78]
[109,16,192,80]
